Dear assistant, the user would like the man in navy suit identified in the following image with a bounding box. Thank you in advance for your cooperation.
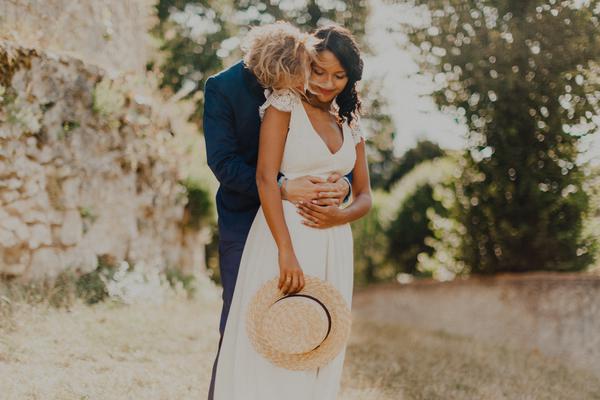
[203,59,352,399]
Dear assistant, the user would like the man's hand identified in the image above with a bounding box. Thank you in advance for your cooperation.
[321,173,350,206]
[296,201,347,229]
[283,173,350,206]
[283,175,336,205]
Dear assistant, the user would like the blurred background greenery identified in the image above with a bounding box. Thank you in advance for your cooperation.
[150,0,600,287]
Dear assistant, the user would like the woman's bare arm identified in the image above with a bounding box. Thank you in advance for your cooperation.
[256,106,305,294]
[338,140,372,222]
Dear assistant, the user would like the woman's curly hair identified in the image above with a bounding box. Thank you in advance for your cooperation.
[242,21,317,93]
[312,24,364,127]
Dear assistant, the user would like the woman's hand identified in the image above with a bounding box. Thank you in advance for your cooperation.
[296,201,347,229]
[278,247,305,294]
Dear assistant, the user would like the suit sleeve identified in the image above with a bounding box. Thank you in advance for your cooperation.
[342,171,353,204]
[203,77,259,200]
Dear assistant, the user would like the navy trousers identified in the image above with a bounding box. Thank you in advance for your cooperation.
[207,239,246,400]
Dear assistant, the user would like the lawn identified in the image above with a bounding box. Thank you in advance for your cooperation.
[0,285,598,399]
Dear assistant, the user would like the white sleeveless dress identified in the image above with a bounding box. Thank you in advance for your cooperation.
[213,88,365,400]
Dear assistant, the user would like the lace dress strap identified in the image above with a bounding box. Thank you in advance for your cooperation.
[348,115,366,145]
[258,88,298,120]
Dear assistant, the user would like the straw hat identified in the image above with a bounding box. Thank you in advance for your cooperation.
[246,274,352,371]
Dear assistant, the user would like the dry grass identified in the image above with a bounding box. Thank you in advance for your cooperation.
[341,320,600,399]
[0,285,599,399]
[0,289,219,400]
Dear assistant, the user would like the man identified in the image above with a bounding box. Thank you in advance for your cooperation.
[203,59,352,400]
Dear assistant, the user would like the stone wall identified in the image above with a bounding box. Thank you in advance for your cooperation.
[0,0,156,74]
[0,39,206,281]
[353,271,600,376]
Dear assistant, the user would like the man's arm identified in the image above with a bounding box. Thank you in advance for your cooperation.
[203,77,259,198]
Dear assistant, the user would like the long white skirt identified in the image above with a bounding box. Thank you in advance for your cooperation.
[213,200,354,400]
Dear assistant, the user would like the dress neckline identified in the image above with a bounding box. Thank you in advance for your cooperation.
[298,99,346,157]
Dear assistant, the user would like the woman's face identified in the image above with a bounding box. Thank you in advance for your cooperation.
[308,50,348,103]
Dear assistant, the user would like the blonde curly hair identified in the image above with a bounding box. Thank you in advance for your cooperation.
[242,21,317,93]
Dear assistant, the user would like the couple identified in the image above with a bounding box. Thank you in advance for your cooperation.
[203,22,372,400]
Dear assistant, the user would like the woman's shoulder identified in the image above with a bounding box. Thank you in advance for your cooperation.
[259,88,300,120]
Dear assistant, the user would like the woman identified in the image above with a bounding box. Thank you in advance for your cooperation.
[213,24,372,400]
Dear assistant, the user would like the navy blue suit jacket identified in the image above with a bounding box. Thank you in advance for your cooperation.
[203,60,352,242]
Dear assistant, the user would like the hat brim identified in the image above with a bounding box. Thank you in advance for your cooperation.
[246,274,352,371]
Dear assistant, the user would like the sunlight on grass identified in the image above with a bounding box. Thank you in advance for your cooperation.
[1,281,599,399]
[341,320,600,400]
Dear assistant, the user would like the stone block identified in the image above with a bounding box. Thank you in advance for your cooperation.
[59,210,83,245]
[28,223,53,249]
[24,247,62,281]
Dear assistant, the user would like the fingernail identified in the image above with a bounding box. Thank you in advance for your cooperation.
[311,200,317,204]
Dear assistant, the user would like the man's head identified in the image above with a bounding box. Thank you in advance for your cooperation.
[241,21,318,93]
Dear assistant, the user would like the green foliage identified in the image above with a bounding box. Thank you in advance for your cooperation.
[79,206,98,234]
[180,177,213,230]
[0,271,79,314]
[204,226,221,284]
[386,183,447,275]
[582,163,600,268]
[415,178,470,280]
[58,120,80,140]
[1,256,203,310]
[351,194,392,286]
[75,256,119,305]
[233,0,369,43]
[151,0,229,115]
[164,266,197,299]
[383,155,461,279]
[361,80,398,191]
[352,155,459,284]
[407,0,600,273]
[361,81,445,192]
[384,140,446,191]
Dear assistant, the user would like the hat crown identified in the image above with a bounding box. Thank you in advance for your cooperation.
[261,294,331,354]
[246,275,352,371]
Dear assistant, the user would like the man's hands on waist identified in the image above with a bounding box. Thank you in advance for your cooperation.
[282,173,348,205]
[281,172,351,229]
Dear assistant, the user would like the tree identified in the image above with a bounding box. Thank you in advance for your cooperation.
[150,0,371,124]
[385,139,446,191]
[360,79,398,190]
[405,0,600,273]
[150,1,231,124]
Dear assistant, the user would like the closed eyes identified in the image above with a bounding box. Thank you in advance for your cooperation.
[312,69,347,80]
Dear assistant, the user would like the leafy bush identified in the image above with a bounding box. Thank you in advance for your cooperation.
[75,257,118,305]
[165,266,197,299]
[180,177,213,230]
[386,183,447,275]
